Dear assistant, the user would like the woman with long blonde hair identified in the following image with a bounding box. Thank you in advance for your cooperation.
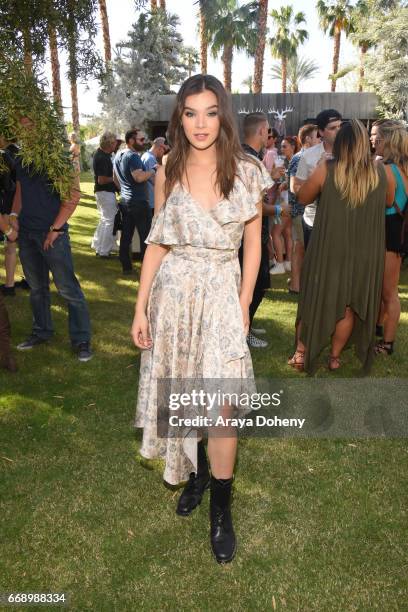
[288,119,394,373]
[374,120,408,355]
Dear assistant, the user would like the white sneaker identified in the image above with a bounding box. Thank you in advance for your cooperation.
[250,327,267,335]
[270,262,286,275]
[247,332,268,348]
[284,261,292,272]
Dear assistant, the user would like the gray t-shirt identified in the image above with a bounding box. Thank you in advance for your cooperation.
[295,141,325,227]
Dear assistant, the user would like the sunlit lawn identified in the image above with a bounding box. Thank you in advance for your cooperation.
[1,172,407,611]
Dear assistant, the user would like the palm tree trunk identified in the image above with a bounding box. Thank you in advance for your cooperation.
[99,0,111,63]
[68,35,80,133]
[22,27,33,75]
[48,25,63,114]
[199,6,207,74]
[159,0,166,8]
[281,56,287,94]
[359,43,367,93]
[252,0,268,94]
[222,45,233,92]
[331,25,341,92]
[151,0,157,10]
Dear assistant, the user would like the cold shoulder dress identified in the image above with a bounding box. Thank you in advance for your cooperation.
[135,157,273,484]
[297,162,387,374]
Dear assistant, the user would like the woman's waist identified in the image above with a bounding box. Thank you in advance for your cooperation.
[169,245,239,264]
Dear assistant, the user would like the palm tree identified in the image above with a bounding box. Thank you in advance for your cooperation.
[99,0,111,63]
[48,24,63,113]
[349,0,373,92]
[195,0,220,74]
[159,0,166,8]
[271,55,320,92]
[316,0,354,92]
[151,0,157,10]
[181,46,199,77]
[242,75,253,93]
[252,0,269,94]
[207,0,258,92]
[269,5,308,94]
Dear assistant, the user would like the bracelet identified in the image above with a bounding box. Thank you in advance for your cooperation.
[275,204,282,217]
[4,226,13,237]
[9,212,18,218]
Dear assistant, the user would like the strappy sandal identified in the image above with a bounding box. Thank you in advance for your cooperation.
[288,350,305,370]
[375,340,394,355]
[328,355,341,371]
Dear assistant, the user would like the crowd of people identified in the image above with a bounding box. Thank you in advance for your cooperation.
[0,73,407,564]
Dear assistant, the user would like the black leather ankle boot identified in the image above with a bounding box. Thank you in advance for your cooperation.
[210,476,236,563]
[176,440,210,516]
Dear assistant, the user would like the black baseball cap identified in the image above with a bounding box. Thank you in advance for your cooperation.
[316,109,342,131]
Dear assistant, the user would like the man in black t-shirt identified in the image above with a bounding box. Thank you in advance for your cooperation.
[91,131,118,258]
[9,116,92,362]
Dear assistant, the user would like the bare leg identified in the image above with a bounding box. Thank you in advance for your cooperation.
[207,405,237,479]
[290,240,304,292]
[282,218,293,265]
[331,306,355,358]
[271,224,284,263]
[4,241,17,287]
[381,251,402,342]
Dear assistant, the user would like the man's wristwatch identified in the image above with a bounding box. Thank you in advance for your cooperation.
[49,225,64,233]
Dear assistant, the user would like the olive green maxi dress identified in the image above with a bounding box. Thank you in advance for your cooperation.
[297,162,387,374]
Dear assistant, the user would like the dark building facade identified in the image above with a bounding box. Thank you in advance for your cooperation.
[149,92,379,139]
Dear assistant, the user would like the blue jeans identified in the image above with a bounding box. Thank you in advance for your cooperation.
[18,230,91,344]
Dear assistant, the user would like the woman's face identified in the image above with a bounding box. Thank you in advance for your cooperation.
[370,125,384,155]
[181,89,220,151]
[281,140,295,159]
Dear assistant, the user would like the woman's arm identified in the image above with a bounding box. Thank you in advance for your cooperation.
[239,201,262,335]
[132,166,169,349]
[297,163,327,205]
[383,164,396,207]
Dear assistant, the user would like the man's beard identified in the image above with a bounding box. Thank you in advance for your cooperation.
[132,143,145,152]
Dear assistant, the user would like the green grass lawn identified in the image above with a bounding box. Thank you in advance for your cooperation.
[1,172,407,611]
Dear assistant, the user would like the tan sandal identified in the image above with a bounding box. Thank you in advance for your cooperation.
[288,350,305,370]
[328,355,341,371]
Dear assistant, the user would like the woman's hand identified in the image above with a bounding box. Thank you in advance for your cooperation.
[239,295,250,336]
[131,309,153,350]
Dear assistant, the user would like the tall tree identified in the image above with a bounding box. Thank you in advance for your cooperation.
[316,0,354,92]
[48,24,63,113]
[99,0,111,63]
[181,46,199,77]
[252,0,269,93]
[0,0,50,75]
[59,0,102,133]
[207,0,258,92]
[269,5,308,94]
[100,10,189,131]
[363,4,408,118]
[195,0,220,74]
[271,54,320,92]
[350,0,400,92]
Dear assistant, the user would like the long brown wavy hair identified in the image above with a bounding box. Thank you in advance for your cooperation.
[332,119,379,208]
[164,74,249,200]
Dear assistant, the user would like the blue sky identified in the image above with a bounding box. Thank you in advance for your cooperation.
[48,0,358,122]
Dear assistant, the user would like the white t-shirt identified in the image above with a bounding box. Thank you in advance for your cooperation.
[295,141,325,227]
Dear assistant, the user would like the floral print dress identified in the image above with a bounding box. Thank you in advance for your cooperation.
[135,157,273,484]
